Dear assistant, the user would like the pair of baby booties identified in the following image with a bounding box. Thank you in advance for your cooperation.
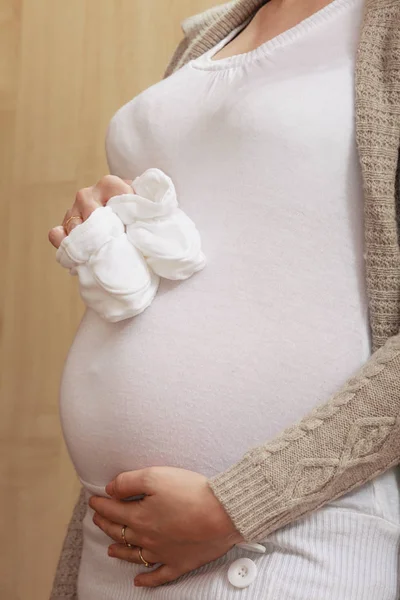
[56,168,206,322]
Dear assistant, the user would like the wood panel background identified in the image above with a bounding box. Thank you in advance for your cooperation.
[0,1,219,597]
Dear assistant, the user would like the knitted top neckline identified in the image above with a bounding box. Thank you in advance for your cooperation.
[191,0,358,71]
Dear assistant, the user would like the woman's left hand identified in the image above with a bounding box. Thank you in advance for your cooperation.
[89,466,245,588]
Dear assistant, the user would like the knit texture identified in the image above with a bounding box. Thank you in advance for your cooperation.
[51,488,86,599]
[49,0,400,597]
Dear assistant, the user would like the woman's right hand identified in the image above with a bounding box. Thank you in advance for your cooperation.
[48,175,134,249]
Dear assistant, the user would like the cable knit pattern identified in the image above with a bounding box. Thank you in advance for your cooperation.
[49,1,400,597]
[208,330,400,540]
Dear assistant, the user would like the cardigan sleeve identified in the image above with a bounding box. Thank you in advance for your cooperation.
[208,332,400,541]
[49,330,400,598]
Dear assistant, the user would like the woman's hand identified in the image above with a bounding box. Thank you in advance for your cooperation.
[48,175,133,249]
[89,466,245,588]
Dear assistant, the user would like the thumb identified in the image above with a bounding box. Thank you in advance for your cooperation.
[48,225,67,249]
[134,565,179,588]
[105,469,150,499]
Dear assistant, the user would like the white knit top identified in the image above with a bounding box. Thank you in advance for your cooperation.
[58,0,388,597]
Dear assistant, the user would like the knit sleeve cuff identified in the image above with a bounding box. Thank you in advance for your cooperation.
[208,334,400,544]
[207,453,276,543]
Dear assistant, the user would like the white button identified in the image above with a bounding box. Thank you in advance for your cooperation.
[228,558,257,588]
[235,542,266,554]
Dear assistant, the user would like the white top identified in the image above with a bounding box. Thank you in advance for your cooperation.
[58,0,375,597]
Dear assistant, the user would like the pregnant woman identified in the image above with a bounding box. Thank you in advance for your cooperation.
[49,0,400,598]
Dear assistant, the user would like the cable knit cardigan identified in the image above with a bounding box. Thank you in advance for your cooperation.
[50,0,400,597]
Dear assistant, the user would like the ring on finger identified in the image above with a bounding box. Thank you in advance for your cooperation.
[121,524,134,549]
[64,215,82,232]
[138,547,156,568]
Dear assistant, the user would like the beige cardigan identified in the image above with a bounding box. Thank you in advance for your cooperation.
[50,0,400,597]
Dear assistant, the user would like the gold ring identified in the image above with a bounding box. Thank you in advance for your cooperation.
[138,547,155,568]
[121,524,133,548]
[64,215,82,230]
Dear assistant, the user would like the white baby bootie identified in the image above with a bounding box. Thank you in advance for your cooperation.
[107,168,206,280]
[55,206,160,322]
[55,168,206,322]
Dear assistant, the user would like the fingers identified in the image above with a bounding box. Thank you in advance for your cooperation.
[89,496,140,527]
[49,188,94,247]
[93,513,139,545]
[108,543,159,567]
[93,175,134,206]
[49,175,133,249]
[134,565,180,588]
[106,469,151,500]
[48,226,67,249]
[48,215,82,249]
[62,214,83,235]
[93,512,160,566]
[92,508,189,588]
[74,187,101,221]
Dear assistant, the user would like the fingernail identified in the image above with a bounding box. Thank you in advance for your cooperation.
[134,579,142,587]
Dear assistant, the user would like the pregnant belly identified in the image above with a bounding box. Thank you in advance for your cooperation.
[59,270,371,490]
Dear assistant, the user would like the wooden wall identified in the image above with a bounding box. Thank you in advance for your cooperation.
[0,2,219,597]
